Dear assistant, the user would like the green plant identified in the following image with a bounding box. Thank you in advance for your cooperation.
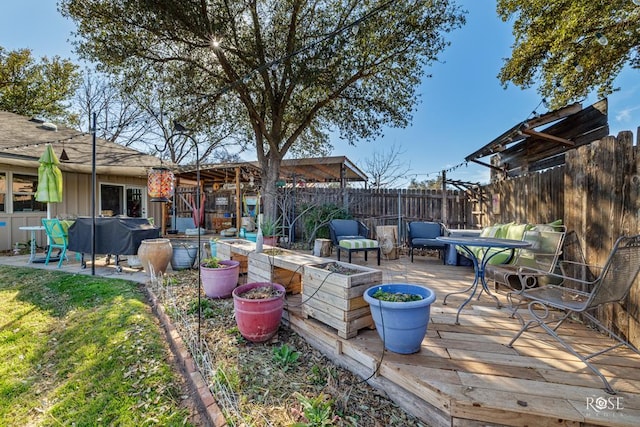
[372,288,423,302]
[273,344,300,369]
[301,203,349,242]
[292,392,336,426]
[201,256,222,268]
[308,365,338,386]
[187,298,222,319]
[260,216,279,236]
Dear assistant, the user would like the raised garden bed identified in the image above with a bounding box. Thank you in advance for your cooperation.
[248,249,326,294]
[215,239,255,275]
[302,261,382,339]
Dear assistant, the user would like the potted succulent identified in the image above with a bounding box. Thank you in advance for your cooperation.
[232,282,286,343]
[363,283,436,354]
[260,216,279,246]
[200,256,240,298]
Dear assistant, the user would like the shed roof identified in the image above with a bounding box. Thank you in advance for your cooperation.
[0,111,164,177]
[465,99,609,175]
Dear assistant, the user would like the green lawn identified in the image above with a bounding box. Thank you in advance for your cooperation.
[0,265,194,426]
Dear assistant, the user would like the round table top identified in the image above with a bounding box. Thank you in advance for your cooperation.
[19,225,45,231]
[436,236,531,249]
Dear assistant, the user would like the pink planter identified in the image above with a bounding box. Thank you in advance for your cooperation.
[232,282,285,343]
[201,260,240,298]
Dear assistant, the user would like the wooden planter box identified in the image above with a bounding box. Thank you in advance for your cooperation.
[215,239,255,275]
[303,261,382,339]
[248,249,325,294]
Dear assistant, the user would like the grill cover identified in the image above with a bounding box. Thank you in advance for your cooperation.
[68,217,160,255]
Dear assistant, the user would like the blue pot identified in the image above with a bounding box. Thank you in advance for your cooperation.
[364,284,436,354]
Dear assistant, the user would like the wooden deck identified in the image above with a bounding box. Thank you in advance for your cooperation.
[283,252,640,427]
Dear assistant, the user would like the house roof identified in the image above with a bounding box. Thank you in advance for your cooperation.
[175,156,368,187]
[0,111,164,177]
[465,99,609,175]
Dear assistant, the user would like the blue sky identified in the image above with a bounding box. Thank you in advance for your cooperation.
[1,1,639,186]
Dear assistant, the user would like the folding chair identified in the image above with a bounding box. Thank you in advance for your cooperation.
[507,235,640,394]
[41,218,68,268]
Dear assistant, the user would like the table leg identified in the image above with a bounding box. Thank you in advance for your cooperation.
[28,230,37,263]
[443,244,504,324]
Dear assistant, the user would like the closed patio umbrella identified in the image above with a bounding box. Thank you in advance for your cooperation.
[35,143,64,218]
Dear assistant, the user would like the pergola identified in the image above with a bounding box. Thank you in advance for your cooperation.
[172,156,368,231]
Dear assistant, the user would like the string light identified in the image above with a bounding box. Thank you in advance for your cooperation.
[595,32,608,46]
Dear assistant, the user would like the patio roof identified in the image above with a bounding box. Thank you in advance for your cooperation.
[175,155,368,187]
[465,99,609,176]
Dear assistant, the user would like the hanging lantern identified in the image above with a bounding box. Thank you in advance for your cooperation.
[148,167,175,202]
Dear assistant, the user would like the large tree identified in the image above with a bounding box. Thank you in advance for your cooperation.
[60,0,465,219]
[0,47,80,123]
[497,0,640,108]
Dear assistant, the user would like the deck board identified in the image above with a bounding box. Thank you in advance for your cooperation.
[285,253,640,427]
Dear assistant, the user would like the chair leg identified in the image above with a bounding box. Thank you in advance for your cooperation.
[377,248,380,265]
[410,247,414,262]
[337,247,341,261]
[508,305,623,394]
[57,248,66,268]
[44,247,52,265]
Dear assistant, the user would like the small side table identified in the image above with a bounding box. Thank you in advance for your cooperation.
[19,225,45,263]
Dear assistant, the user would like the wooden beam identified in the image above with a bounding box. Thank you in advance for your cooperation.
[469,158,504,173]
[521,128,575,147]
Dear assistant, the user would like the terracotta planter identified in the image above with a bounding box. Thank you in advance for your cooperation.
[201,259,240,298]
[232,282,285,343]
[137,238,172,277]
[263,235,278,246]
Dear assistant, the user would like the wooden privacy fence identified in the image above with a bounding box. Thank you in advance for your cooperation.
[288,187,475,244]
[479,130,640,347]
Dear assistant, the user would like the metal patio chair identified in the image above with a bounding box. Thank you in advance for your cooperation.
[507,235,640,394]
[407,221,447,263]
[486,229,566,291]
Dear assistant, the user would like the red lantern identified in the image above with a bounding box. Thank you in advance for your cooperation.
[148,167,175,202]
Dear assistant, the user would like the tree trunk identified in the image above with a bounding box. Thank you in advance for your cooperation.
[259,154,282,221]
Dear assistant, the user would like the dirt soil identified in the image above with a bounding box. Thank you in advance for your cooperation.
[153,269,427,427]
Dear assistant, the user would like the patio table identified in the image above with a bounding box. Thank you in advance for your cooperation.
[19,225,45,263]
[437,236,531,324]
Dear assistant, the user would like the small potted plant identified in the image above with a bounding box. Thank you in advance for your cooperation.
[363,283,436,354]
[200,256,240,298]
[260,216,279,246]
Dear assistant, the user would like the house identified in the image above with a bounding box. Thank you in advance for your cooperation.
[0,111,165,252]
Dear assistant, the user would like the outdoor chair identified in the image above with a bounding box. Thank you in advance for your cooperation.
[507,235,640,394]
[41,218,69,268]
[486,229,566,291]
[329,219,380,265]
[407,221,446,263]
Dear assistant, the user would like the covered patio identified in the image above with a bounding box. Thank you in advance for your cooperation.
[2,250,638,426]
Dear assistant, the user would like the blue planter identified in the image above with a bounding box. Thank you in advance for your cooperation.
[363,284,436,354]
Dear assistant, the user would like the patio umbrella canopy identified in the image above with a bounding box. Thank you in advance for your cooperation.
[35,144,63,206]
